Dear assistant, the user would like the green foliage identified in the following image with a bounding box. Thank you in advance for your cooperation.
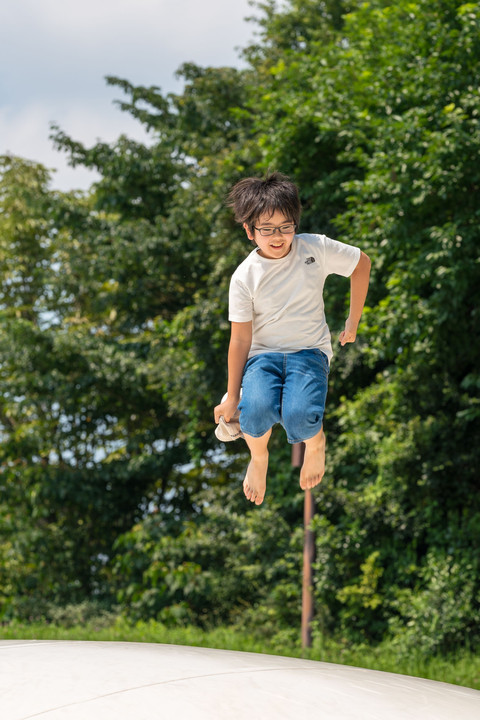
[0,156,195,617]
[388,551,480,657]
[108,446,305,634]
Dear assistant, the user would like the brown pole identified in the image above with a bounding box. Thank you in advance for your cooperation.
[291,442,315,649]
[291,441,305,470]
[302,487,315,649]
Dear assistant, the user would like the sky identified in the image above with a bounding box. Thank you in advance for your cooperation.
[0,0,257,191]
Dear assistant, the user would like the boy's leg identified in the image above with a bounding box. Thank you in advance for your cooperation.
[243,429,272,505]
[300,426,326,490]
[281,349,329,491]
[238,353,283,505]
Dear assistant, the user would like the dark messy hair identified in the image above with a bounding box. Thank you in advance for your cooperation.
[226,172,302,230]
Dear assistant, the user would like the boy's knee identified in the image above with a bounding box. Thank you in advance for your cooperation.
[282,404,323,441]
[282,400,309,425]
[239,393,280,434]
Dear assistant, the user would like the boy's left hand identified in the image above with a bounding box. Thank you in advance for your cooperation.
[339,317,358,346]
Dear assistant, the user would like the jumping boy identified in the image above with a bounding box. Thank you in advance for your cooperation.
[214,173,371,505]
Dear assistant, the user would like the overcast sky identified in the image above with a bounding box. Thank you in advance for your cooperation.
[0,0,257,191]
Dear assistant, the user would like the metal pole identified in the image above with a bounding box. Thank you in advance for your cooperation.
[302,487,315,649]
[291,441,305,470]
[292,442,315,649]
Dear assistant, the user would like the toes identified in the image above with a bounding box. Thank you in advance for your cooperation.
[243,483,263,504]
[311,473,323,488]
[243,481,257,502]
[300,472,324,490]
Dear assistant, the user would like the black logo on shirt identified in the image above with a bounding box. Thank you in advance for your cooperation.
[305,256,316,264]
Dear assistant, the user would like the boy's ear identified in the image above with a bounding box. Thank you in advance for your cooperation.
[243,222,255,241]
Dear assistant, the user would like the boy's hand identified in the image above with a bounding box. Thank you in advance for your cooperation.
[339,317,358,346]
[214,396,240,424]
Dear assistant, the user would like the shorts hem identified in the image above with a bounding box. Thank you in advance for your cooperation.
[240,425,273,439]
[286,421,324,445]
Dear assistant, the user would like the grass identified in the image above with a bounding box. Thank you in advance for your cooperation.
[2,619,479,691]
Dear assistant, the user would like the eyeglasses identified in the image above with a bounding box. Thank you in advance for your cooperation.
[253,223,296,237]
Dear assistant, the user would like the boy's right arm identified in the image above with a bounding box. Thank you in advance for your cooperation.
[214,321,252,423]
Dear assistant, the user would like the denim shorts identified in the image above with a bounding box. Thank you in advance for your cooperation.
[238,349,329,444]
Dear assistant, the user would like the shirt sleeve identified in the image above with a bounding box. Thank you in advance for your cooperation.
[228,276,253,322]
[323,235,361,277]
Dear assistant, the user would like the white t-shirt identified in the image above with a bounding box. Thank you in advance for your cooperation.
[228,233,360,362]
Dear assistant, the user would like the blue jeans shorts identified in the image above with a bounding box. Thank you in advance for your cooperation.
[238,349,329,444]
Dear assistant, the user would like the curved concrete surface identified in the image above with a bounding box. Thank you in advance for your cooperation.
[1,640,480,719]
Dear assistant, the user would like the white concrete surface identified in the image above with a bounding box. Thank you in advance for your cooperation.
[1,640,480,719]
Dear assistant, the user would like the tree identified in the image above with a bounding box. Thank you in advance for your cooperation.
[0,157,192,617]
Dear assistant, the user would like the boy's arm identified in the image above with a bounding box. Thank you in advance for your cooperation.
[214,321,252,423]
[339,251,371,346]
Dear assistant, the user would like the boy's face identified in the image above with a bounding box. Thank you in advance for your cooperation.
[244,210,296,260]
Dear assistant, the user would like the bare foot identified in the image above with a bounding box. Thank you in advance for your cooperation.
[243,452,268,505]
[300,429,325,490]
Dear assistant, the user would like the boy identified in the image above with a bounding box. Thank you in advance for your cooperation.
[214,173,371,505]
